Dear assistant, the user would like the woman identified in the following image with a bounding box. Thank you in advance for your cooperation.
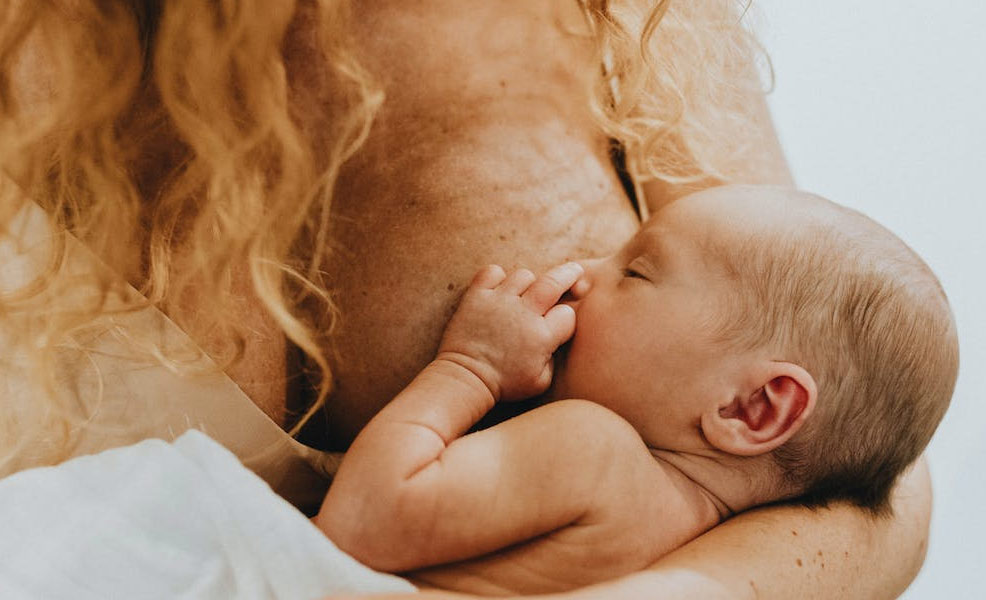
[0,1,929,598]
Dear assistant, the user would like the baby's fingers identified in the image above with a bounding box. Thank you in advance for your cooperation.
[499,268,538,295]
[543,303,576,349]
[470,264,507,289]
[523,262,584,314]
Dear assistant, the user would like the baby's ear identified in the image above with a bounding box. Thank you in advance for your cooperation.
[701,362,817,457]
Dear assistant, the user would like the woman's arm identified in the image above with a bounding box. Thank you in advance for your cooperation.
[617,457,932,600]
[329,457,930,600]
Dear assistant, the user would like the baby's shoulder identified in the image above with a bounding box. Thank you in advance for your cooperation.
[519,403,708,570]
[532,398,639,434]
[522,399,665,490]
[526,399,655,461]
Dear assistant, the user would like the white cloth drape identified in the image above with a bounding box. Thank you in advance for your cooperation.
[0,430,414,599]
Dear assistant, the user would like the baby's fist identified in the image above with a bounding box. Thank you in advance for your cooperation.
[437,263,582,401]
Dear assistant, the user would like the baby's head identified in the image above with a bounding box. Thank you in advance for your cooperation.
[555,185,958,513]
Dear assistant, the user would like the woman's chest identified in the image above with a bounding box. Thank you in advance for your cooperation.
[314,1,642,445]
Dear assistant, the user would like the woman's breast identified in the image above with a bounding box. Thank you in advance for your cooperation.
[314,0,640,446]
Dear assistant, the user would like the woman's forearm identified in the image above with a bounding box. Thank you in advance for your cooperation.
[585,458,933,600]
[637,457,930,600]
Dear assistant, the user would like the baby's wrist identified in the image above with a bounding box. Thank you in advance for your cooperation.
[433,351,502,402]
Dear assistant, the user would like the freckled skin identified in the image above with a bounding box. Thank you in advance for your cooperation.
[307,1,639,447]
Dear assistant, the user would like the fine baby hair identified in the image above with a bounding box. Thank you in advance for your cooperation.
[701,186,958,514]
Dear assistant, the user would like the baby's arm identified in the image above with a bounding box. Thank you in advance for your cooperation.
[317,263,598,572]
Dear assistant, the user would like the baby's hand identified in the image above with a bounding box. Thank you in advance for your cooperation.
[437,262,582,401]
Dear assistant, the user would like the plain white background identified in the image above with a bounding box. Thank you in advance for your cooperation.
[756,2,985,597]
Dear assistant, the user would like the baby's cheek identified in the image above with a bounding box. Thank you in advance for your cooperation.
[561,337,608,397]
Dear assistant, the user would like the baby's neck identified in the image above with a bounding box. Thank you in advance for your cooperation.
[649,449,783,519]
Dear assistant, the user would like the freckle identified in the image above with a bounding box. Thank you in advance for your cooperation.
[791,530,798,536]
[844,551,849,557]
[498,234,508,241]
[817,550,823,556]
[821,562,825,569]
[499,79,506,88]
[796,559,803,567]
[446,283,455,291]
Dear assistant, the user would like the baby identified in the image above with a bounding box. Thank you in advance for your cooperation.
[316,185,958,595]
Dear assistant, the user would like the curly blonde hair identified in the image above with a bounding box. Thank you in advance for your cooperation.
[0,0,770,469]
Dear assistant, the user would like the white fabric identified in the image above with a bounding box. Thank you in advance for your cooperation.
[0,430,415,599]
